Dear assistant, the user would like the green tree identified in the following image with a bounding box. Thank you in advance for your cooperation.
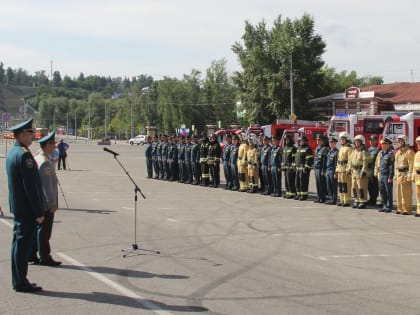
[232,13,327,122]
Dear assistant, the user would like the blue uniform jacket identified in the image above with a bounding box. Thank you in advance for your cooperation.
[6,141,46,220]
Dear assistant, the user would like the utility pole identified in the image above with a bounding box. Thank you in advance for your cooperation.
[411,69,414,83]
[290,54,294,116]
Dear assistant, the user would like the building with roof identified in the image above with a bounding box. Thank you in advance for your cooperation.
[309,82,420,118]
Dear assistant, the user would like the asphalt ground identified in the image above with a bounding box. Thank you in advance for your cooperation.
[1,139,420,315]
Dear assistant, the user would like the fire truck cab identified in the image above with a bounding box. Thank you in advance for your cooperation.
[382,112,420,148]
[328,113,386,146]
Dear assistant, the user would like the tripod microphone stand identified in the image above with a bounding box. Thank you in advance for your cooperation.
[103,147,160,257]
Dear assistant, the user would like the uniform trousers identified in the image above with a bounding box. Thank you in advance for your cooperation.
[152,158,160,179]
[415,173,420,214]
[337,172,352,205]
[209,162,220,187]
[368,174,379,204]
[247,165,259,192]
[192,161,200,184]
[230,163,239,190]
[379,175,393,211]
[224,162,232,189]
[351,175,368,203]
[146,157,153,178]
[200,161,210,186]
[270,166,281,196]
[261,165,272,194]
[37,211,54,262]
[295,168,310,199]
[284,168,296,198]
[11,218,37,289]
[326,171,337,204]
[184,160,192,183]
[396,175,412,213]
[238,162,248,191]
[178,160,185,182]
[314,168,327,202]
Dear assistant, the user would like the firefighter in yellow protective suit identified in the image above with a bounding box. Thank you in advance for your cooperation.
[246,139,260,193]
[413,136,420,217]
[336,132,353,207]
[237,135,249,192]
[395,134,415,214]
[348,135,372,209]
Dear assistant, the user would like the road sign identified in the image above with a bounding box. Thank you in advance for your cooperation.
[289,113,297,120]
[2,112,11,122]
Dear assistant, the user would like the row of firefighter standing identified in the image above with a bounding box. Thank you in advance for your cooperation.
[145,132,315,198]
[145,130,420,215]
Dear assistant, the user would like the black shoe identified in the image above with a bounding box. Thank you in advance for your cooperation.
[402,212,411,215]
[28,256,40,264]
[358,203,366,209]
[283,195,287,198]
[415,213,420,217]
[314,200,320,203]
[40,259,62,266]
[378,208,386,212]
[15,284,43,293]
[384,209,392,213]
[294,196,300,200]
[342,203,351,207]
[352,203,359,208]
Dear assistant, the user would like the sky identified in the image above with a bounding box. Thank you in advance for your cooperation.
[1,0,419,85]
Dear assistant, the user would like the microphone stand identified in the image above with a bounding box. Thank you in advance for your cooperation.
[105,150,160,257]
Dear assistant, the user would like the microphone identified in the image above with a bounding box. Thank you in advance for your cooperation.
[103,147,120,156]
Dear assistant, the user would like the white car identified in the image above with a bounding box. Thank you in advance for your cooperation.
[129,135,146,145]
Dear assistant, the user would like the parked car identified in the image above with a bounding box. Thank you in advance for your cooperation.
[129,134,146,145]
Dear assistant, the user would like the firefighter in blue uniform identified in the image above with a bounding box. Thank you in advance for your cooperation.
[167,136,178,181]
[151,135,160,179]
[6,118,45,292]
[144,135,153,178]
[326,137,339,205]
[375,137,394,212]
[367,135,380,205]
[160,135,169,180]
[269,136,282,197]
[184,136,193,184]
[177,136,186,182]
[222,134,233,190]
[295,136,313,200]
[260,135,272,195]
[191,134,201,185]
[230,135,240,191]
[313,135,329,203]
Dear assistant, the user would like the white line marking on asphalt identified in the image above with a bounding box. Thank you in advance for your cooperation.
[57,252,174,315]
[167,218,177,222]
[316,253,420,261]
[0,218,13,228]
[122,207,134,210]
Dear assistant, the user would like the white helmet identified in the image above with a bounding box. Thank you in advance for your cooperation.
[339,132,350,140]
[397,134,408,144]
[354,134,365,144]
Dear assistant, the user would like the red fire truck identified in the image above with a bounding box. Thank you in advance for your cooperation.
[327,113,387,146]
[262,119,323,139]
[279,125,328,152]
[382,112,420,148]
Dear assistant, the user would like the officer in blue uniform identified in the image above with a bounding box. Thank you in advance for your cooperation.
[191,135,201,185]
[6,118,45,292]
[222,134,233,190]
[375,137,394,212]
[31,131,61,266]
[326,137,339,205]
[367,135,380,205]
[230,135,240,191]
[160,135,169,180]
[144,136,153,178]
[177,136,186,182]
[184,136,193,184]
[151,135,160,179]
[269,136,282,197]
[260,136,272,195]
[313,135,329,203]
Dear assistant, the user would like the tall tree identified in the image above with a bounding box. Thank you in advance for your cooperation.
[232,13,327,123]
